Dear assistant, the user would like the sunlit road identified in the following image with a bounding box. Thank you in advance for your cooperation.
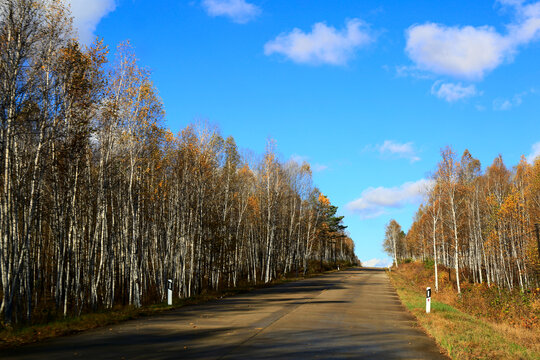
[3,268,448,359]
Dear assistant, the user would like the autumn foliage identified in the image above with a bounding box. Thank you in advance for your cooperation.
[390,147,540,296]
[393,262,539,330]
[0,0,356,326]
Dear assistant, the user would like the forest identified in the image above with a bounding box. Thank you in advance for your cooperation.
[0,0,357,325]
[384,147,540,293]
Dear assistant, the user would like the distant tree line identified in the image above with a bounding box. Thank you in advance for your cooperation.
[0,0,357,325]
[384,147,540,293]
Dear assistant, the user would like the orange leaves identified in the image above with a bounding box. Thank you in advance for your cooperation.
[406,147,540,293]
[318,193,330,206]
[87,38,109,67]
[247,196,259,213]
[300,162,312,174]
[164,130,175,144]
[238,163,253,178]
[499,189,524,222]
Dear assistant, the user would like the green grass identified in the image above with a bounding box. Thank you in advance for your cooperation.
[390,271,540,360]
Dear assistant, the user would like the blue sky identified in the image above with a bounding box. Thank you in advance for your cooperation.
[70,0,540,267]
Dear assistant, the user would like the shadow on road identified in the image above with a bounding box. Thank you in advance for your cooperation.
[3,268,447,360]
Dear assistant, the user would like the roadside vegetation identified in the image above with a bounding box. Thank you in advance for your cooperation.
[389,261,540,360]
[383,147,540,358]
[384,148,539,295]
[0,0,358,335]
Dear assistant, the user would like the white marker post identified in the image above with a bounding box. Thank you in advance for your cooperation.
[426,287,431,313]
[167,279,173,306]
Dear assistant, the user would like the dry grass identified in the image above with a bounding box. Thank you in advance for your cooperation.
[491,322,540,354]
[0,293,217,349]
[389,262,540,360]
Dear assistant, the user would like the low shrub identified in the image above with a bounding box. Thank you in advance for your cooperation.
[393,261,539,330]
[389,262,540,359]
[423,258,435,269]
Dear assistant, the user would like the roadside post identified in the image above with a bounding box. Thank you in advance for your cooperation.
[167,279,173,306]
[426,287,431,313]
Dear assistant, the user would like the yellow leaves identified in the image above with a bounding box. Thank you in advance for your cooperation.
[486,193,499,211]
[247,196,259,212]
[239,163,252,177]
[318,193,330,206]
[164,130,176,147]
[300,162,312,174]
[499,189,523,221]
[88,38,109,63]
[264,152,275,167]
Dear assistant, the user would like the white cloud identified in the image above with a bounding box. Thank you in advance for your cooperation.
[527,142,540,163]
[476,104,487,111]
[431,81,478,102]
[505,1,540,43]
[264,19,372,65]
[346,179,433,219]
[313,164,328,172]
[67,0,116,45]
[493,90,529,110]
[405,1,540,79]
[362,258,392,268]
[498,0,525,6]
[493,99,516,110]
[394,65,434,79]
[377,140,421,162]
[202,0,260,24]
[405,24,509,80]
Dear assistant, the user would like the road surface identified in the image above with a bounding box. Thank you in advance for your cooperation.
[3,268,448,359]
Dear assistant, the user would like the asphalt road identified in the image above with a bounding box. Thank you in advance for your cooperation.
[3,268,448,359]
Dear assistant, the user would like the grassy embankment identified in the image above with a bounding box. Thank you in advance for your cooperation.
[388,261,540,360]
[0,262,351,349]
